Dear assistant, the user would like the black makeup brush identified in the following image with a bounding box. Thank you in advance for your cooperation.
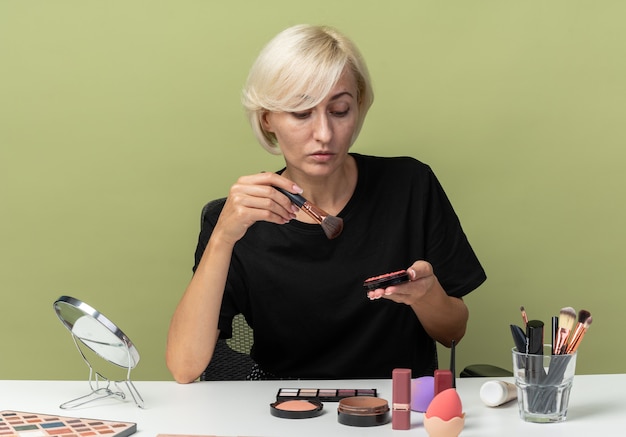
[274,187,344,239]
[551,315,559,356]
[553,307,576,355]
[510,324,527,353]
[450,339,456,389]
[434,340,456,394]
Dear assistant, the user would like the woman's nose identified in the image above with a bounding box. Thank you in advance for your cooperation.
[312,113,332,143]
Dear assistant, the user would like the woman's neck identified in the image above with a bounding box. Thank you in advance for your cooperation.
[282,154,357,218]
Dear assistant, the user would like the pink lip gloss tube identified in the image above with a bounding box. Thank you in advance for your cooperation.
[392,368,411,430]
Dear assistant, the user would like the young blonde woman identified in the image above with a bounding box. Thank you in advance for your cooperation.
[166,24,486,383]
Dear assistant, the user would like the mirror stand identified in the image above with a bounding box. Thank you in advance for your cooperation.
[53,295,145,409]
[60,332,144,409]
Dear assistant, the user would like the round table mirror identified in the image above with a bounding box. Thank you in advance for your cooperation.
[53,295,144,408]
[54,295,139,368]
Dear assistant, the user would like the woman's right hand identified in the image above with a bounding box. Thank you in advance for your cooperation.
[213,172,301,245]
[167,172,301,383]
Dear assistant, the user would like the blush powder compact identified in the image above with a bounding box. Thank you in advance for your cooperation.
[270,399,324,419]
[337,396,390,427]
[363,270,410,292]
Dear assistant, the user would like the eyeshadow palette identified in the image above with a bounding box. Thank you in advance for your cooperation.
[0,411,136,437]
[363,270,410,292]
[276,388,378,402]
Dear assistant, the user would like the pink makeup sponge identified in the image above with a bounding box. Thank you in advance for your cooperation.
[423,389,465,437]
[425,388,463,420]
[411,376,435,412]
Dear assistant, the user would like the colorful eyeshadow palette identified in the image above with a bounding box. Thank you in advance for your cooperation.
[0,411,136,437]
[276,388,378,402]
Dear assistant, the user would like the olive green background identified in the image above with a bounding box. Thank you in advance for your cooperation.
[1,0,624,381]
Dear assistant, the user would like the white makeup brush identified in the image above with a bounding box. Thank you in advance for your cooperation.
[553,307,576,355]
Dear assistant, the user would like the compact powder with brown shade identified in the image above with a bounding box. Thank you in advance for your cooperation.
[337,396,390,427]
[270,399,324,419]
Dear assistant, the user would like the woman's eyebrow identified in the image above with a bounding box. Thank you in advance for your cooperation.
[329,91,354,101]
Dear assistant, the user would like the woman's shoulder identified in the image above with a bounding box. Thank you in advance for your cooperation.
[351,153,433,177]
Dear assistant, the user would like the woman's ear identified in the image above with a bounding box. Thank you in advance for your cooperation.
[260,111,274,132]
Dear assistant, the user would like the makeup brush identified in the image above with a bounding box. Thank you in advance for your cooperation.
[553,307,577,355]
[450,339,456,389]
[551,315,559,356]
[520,306,529,326]
[565,309,591,351]
[434,340,456,394]
[544,315,591,390]
[510,324,528,353]
[566,312,593,354]
[274,186,344,239]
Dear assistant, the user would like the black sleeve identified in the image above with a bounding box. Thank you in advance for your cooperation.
[421,166,486,297]
[191,197,237,339]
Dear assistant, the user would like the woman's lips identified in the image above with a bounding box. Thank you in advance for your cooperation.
[309,152,335,162]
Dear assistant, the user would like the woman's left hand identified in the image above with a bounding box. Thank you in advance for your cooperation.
[366,260,468,346]
[366,260,436,305]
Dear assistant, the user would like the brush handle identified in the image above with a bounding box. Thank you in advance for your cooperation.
[551,316,559,355]
[274,186,306,208]
[274,186,327,225]
[450,340,456,388]
[553,328,571,355]
[510,324,527,353]
[565,325,587,354]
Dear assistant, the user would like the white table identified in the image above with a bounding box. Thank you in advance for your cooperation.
[1,375,624,436]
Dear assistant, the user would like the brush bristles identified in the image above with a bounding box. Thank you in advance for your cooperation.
[297,199,344,239]
[321,215,344,239]
[578,309,591,324]
[520,306,529,325]
[554,307,577,354]
[559,307,577,331]
[566,315,593,354]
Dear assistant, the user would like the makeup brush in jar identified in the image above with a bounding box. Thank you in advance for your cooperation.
[274,187,344,239]
[566,311,592,354]
[553,307,577,355]
[520,306,529,327]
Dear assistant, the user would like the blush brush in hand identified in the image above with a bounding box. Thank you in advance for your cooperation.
[274,187,344,239]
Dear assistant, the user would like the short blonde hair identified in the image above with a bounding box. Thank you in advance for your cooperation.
[242,24,374,154]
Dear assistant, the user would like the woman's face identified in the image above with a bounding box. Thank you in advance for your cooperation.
[261,69,359,178]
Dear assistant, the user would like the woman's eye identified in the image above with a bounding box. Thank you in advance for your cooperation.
[291,111,311,120]
[331,108,350,117]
